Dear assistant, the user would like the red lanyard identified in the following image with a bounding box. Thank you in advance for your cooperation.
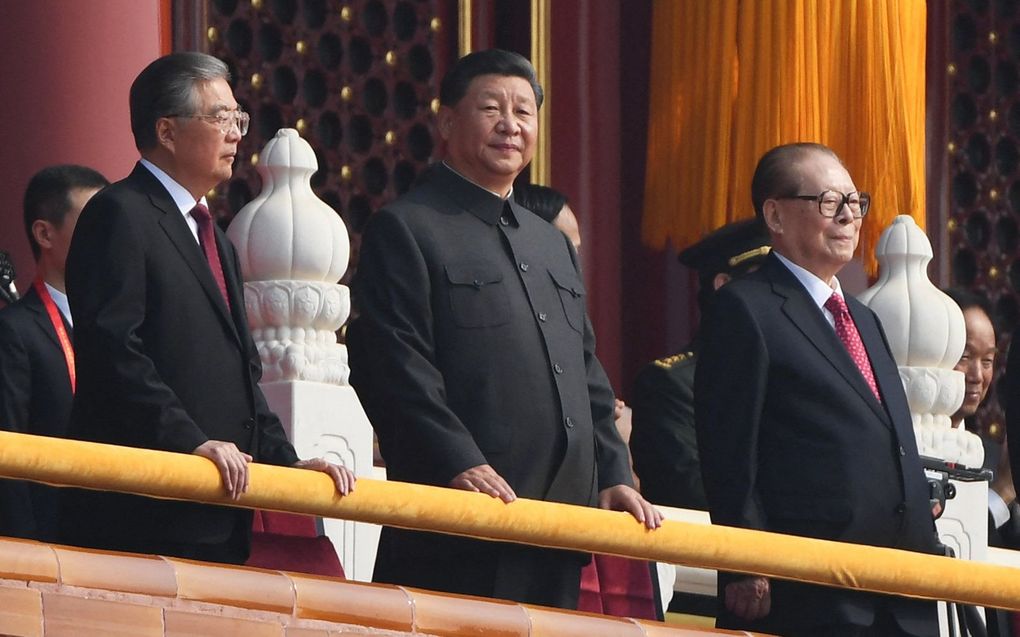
[33,278,75,394]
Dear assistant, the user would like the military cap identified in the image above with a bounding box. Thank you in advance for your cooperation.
[678,218,771,277]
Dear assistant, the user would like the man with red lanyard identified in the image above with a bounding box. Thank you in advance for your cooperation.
[0,164,108,541]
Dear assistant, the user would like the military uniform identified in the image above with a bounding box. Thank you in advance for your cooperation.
[628,219,770,512]
[630,348,706,510]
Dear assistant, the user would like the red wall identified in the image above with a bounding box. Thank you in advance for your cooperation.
[0,0,164,295]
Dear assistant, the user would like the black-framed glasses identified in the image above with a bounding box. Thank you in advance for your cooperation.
[776,190,871,218]
[169,110,250,136]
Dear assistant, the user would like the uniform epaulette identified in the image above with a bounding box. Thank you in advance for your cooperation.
[653,351,694,369]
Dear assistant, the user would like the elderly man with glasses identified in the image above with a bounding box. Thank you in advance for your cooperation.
[695,143,940,636]
[62,52,354,564]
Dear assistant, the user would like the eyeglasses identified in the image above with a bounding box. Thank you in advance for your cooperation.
[776,190,871,218]
[170,110,250,136]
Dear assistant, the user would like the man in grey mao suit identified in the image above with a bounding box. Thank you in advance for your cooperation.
[695,143,939,636]
[63,52,353,563]
[348,49,660,609]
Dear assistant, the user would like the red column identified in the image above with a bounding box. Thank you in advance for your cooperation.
[0,0,165,294]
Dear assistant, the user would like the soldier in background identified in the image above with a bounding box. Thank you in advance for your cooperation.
[629,219,770,510]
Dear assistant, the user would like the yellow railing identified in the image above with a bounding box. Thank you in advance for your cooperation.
[0,430,1018,611]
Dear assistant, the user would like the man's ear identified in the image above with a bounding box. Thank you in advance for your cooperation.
[762,200,782,235]
[155,117,176,152]
[31,219,55,251]
[437,106,454,141]
[712,272,732,291]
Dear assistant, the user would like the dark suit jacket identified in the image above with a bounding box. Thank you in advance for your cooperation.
[0,286,74,541]
[348,164,631,607]
[630,349,708,510]
[694,254,938,635]
[63,163,298,557]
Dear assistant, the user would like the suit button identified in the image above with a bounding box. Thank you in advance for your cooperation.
[499,215,510,226]
[564,417,574,428]
[895,503,906,514]
[538,312,548,322]
[244,418,255,430]
[899,446,906,456]
[519,262,529,272]
[553,364,563,374]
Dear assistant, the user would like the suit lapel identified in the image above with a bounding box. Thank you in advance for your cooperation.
[23,287,62,350]
[847,297,907,429]
[132,165,241,346]
[766,258,891,426]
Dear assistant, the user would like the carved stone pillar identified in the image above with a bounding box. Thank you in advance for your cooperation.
[227,128,379,581]
[858,215,983,467]
[859,215,987,635]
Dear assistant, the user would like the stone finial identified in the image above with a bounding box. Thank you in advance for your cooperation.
[227,129,351,385]
[228,128,349,283]
[858,215,983,466]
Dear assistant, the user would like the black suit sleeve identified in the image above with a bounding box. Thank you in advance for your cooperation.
[66,197,208,454]
[349,209,488,483]
[0,313,37,536]
[222,241,299,467]
[694,287,769,530]
[630,363,706,509]
[0,315,30,434]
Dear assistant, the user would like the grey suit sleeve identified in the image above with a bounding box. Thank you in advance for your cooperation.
[348,209,488,483]
[66,198,208,454]
[694,288,769,530]
[585,315,633,491]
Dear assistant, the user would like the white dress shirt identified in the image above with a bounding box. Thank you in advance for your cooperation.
[140,158,208,245]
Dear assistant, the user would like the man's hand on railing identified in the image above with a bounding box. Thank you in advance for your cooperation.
[725,576,771,621]
[193,440,253,500]
[598,484,662,529]
[449,464,517,503]
[292,457,356,495]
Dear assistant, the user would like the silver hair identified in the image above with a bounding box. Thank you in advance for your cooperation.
[129,52,230,151]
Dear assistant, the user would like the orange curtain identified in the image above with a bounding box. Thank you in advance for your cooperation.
[642,0,927,273]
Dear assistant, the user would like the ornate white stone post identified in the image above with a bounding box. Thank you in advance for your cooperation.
[227,128,378,581]
[858,215,987,634]
[857,215,984,467]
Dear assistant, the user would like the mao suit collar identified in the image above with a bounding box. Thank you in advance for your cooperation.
[426,162,511,226]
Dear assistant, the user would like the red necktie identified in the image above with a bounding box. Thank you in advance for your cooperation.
[824,292,881,403]
[190,203,231,310]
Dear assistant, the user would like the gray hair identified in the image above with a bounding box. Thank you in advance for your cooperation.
[129,52,230,151]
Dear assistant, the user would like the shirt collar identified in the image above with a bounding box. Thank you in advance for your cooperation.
[44,282,72,327]
[139,158,209,215]
[773,251,845,310]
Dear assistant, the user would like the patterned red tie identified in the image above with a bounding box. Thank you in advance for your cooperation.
[824,292,881,403]
[190,203,231,310]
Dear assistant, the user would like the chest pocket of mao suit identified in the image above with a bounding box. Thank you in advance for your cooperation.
[549,269,586,334]
[445,262,510,328]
